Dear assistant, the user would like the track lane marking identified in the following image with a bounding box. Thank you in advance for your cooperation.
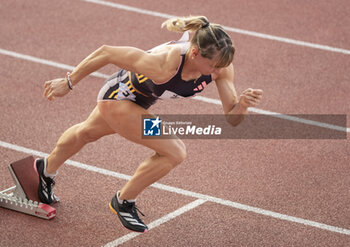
[1,140,350,236]
[194,96,349,133]
[82,0,350,55]
[0,48,348,133]
[0,48,109,79]
[103,199,206,247]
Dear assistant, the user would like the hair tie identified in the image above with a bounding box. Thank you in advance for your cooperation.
[202,22,210,29]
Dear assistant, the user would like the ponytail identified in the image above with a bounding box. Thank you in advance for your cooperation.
[161,16,209,32]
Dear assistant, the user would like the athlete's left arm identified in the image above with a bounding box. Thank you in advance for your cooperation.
[214,64,263,126]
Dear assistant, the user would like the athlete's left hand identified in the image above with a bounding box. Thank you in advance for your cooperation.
[239,88,263,108]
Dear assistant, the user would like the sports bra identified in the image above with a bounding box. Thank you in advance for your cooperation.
[129,32,213,100]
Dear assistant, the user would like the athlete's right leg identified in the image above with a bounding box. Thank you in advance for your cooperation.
[35,105,116,204]
[46,106,115,174]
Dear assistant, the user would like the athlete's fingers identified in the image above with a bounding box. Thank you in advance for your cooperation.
[44,80,51,88]
[44,87,51,97]
[242,92,255,100]
[252,89,263,95]
[44,81,53,96]
[241,94,253,99]
[243,95,260,103]
[45,85,55,98]
[242,88,253,94]
[245,92,262,100]
[243,89,263,96]
[243,89,263,101]
[43,81,52,97]
[239,88,262,108]
[44,84,54,97]
[242,88,263,94]
[240,94,262,107]
[43,87,49,97]
[47,91,55,101]
[252,93,263,100]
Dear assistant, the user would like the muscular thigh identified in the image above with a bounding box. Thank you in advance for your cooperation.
[97,100,185,157]
[78,106,115,141]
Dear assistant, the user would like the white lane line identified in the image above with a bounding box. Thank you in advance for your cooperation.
[103,199,206,247]
[0,48,348,133]
[194,96,350,133]
[82,0,350,55]
[1,140,350,236]
[0,48,109,79]
[150,183,350,236]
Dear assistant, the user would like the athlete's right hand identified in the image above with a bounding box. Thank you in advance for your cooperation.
[43,78,70,101]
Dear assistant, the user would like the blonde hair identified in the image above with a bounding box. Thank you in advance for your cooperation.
[162,16,235,67]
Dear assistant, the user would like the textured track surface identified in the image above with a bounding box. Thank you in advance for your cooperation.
[0,0,349,246]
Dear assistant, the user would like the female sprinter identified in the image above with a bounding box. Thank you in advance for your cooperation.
[35,16,263,233]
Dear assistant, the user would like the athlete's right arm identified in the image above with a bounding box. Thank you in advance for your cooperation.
[71,45,169,84]
[44,45,173,101]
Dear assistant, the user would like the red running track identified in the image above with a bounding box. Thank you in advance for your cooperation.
[0,0,349,246]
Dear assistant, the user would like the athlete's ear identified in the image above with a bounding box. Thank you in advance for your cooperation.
[191,46,199,58]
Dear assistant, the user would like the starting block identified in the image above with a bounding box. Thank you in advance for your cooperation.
[0,156,58,220]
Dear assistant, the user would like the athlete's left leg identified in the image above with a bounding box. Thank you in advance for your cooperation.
[98,100,186,200]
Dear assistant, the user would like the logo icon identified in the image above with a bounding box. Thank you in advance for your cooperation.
[143,117,161,136]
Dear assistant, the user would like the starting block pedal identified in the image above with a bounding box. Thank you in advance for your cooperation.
[0,156,58,220]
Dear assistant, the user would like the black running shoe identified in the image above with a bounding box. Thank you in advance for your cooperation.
[109,192,148,233]
[34,158,56,205]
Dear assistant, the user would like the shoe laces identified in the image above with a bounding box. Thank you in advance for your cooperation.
[132,205,145,217]
[124,201,145,218]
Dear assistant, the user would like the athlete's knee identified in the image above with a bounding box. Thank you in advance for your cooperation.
[76,122,101,143]
[168,141,187,166]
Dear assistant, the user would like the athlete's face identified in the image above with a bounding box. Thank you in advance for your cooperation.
[192,47,223,75]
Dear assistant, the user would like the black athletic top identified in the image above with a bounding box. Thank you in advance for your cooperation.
[97,33,213,109]
[130,54,213,99]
